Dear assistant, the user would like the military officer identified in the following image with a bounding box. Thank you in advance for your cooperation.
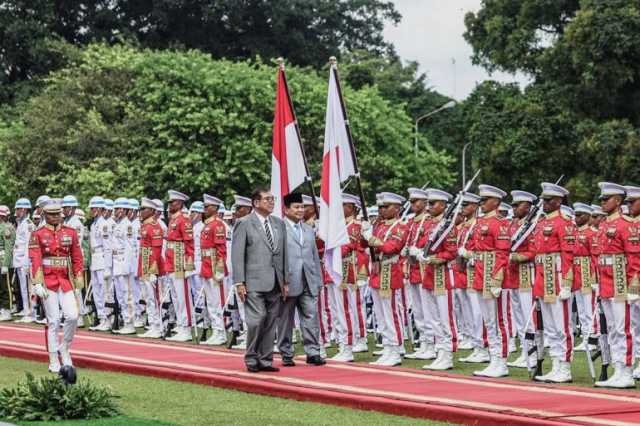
[0,206,15,321]
[572,203,597,352]
[13,198,35,323]
[29,198,84,373]
[127,199,144,327]
[361,192,409,367]
[188,201,205,323]
[624,186,640,379]
[111,198,135,334]
[34,196,50,229]
[62,195,87,326]
[88,197,111,331]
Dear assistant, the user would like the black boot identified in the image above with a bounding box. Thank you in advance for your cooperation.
[599,364,609,382]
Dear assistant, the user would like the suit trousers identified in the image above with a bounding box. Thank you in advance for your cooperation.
[244,285,282,368]
[277,282,320,359]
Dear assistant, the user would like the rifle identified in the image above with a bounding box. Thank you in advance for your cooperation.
[401,181,431,220]
[511,175,564,252]
[423,169,481,256]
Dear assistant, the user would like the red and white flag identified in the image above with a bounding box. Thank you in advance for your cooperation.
[271,66,307,217]
[319,66,356,284]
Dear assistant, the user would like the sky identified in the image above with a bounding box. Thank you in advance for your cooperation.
[384,0,529,100]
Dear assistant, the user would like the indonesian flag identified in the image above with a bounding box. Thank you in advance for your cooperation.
[271,66,307,217]
[319,66,355,284]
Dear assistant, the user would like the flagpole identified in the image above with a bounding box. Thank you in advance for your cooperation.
[277,57,319,218]
[328,57,369,222]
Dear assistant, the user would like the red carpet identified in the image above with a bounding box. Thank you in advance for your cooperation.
[1,324,639,426]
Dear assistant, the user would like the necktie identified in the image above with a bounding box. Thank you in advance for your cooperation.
[294,223,301,243]
[264,220,274,250]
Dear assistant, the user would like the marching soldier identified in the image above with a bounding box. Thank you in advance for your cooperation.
[460,185,511,378]
[137,198,165,339]
[505,190,537,368]
[531,183,575,383]
[593,183,637,388]
[88,197,111,331]
[572,203,597,352]
[0,206,15,321]
[164,190,195,342]
[361,192,408,367]
[330,193,369,362]
[13,198,35,323]
[412,189,459,370]
[199,194,229,346]
[403,188,436,361]
[29,198,84,373]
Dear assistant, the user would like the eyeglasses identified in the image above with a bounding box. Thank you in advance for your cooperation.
[261,196,275,202]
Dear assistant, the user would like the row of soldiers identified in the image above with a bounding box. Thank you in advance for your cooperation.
[1,181,639,390]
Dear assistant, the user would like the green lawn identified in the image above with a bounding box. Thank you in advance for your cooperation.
[0,357,453,426]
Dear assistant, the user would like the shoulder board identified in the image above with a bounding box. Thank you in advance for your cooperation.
[623,214,635,223]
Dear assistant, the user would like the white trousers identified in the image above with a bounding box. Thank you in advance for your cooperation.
[43,288,78,353]
[423,288,458,352]
[17,267,33,316]
[632,304,640,359]
[371,288,404,346]
[90,269,107,320]
[350,285,368,341]
[326,283,367,346]
[114,274,134,324]
[574,290,595,338]
[539,297,573,362]
[479,293,508,358]
[129,274,143,316]
[601,298,633,366]
[142,278,162,330]
[317,285,333,344]
[170,273,195,328]
[203,278,226,332]
[510,289,534,346]
[408,283,433,344]
[456,288,485,349]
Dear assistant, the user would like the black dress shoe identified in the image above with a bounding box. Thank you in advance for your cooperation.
[306,355,326,366]
[247,365,260,373]
[259,365,280,372]
[282,358,296,367]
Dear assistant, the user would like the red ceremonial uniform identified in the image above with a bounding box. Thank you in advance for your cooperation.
[596,211,639,298]
[164,211,194,276]
[368,219,409,291]
[532,210,575,299]
[573,224,596,293]
[405,213,429,285]
[470,211,510,293]
[417,215,457,290]
[455,219,474,289]
[138,217,164,279]
[506,218,536,290]
[29,224,84,292]
[200,215,228,280]
[341,217,369,284]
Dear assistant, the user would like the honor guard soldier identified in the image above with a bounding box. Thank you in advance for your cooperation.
[403,188,436,361]
[188,201,205,324]
[62,195,87,326]
[165,190,195,342]
[624,186,640,379]
[137,198,165,339]
[199,194,229,346]
[506,190,538,368]
[233,195,253,220]
[361,192,409,367]
[29,198,84,373]
[87,197,111,331]
[411,189,459,371]
[531,183,576,384]
[330,193,369,362]
[572,203,597,352]
[461,185,511,378]
[456,192,490,364]
[111,198,135,334]
[0,206,15,321]
[34,196,50,229]
[127,199,143,327]
[593,183,637,388]
[14,198,35,323]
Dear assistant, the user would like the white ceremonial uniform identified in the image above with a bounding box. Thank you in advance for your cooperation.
[112,217,134,326]
[89,215,108,321]
[13,217,34,318]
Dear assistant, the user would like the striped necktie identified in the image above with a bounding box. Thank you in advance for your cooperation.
[264,220,274,250]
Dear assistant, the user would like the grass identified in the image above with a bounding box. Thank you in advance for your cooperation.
[0,357,453,426]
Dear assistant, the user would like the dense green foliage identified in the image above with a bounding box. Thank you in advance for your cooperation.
[0,373,120,421]
[0,44,453,205]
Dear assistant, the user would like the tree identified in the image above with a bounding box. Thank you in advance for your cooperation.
[0,44,454,205]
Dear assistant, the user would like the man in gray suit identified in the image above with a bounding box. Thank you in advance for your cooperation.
[276,193,325,366]
[232,188,288,372]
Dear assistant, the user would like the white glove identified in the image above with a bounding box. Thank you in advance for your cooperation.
[214,271,225,281]
[591,282,599,293]
[415,251,427,263]
[400,246,409,257]
[0,267,7,274]
[559,287,571,300]
[361,227,373,241]
[628,293,640,304]
[356,279,368,288]
[408,246,422,258]
[457,247,472,260]
[148,274,157,283]
[490,286,501,298]
[33,283,48,299]
[361,220,372,232]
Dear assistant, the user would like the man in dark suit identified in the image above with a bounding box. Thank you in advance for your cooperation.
[276,193,325,366]
[231,188,288,372]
